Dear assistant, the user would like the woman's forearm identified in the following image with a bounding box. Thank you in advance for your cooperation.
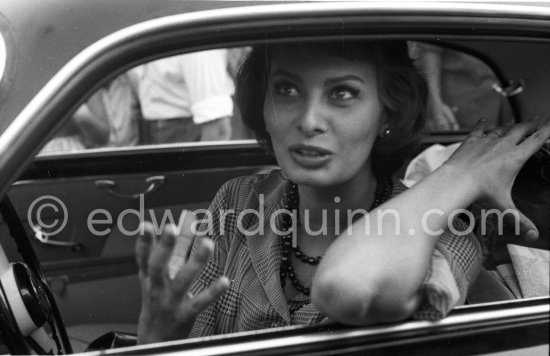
[311,164,479,325]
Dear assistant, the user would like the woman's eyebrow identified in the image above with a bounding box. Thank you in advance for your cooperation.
[271,69,302,83]
[324,75,365,85]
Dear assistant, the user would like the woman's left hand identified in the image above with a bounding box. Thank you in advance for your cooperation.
[136,223,229,344]
[444,118,550,240]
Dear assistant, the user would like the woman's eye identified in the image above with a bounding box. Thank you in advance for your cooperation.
[274,82,299,97]
[330,87,359,101]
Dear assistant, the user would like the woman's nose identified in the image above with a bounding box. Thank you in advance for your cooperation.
[297,99,327,136]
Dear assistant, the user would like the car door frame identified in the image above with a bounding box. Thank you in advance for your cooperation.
[0,1,549,355]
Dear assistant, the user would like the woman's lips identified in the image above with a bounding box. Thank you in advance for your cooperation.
[288,144,333,168]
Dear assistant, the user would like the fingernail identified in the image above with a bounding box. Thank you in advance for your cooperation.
[526,230,538,240]
[167,223,179,235]
[220,277,231,288]
[202,238,214,251]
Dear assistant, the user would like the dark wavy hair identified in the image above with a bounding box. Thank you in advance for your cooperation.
[236,41,428,177]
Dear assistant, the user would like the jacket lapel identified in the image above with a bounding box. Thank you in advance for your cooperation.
[245,172,291,322]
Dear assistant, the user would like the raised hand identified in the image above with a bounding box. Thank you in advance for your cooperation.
[136,222,229,344]
[445,118,550,240]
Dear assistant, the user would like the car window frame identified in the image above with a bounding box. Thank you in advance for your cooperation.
[0,2,549,354]
[33,38,517,155]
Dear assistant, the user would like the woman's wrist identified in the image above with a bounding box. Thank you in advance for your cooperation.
[433,161,482,204]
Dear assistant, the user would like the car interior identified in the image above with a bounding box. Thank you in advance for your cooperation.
[0,7,549,354]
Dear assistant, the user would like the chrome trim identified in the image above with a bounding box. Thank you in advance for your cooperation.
[94,175,165,200]
[32,225,81,248]
[2,2,550,197]
[492,79,526,97]
[106,299,549,355]
[453,295,549,309]
[35,139,261,158]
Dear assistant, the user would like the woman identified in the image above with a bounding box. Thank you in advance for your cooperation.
[136,41,549,343]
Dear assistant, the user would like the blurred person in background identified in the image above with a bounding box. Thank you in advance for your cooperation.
[40,104,109,153]
[411,42,514,132]
[134,49,235,144]
[86,72,141,148]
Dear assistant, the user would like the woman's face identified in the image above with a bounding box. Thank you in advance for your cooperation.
[264,47,385,187]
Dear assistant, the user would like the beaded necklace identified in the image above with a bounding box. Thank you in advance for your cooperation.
[279,177,392,296]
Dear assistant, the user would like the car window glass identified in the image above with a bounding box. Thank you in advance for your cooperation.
[409,42,515,133]
[37,44,515,156]
[38,47,254,155]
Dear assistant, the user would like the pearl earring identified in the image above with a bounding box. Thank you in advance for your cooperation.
[382,128,391,137]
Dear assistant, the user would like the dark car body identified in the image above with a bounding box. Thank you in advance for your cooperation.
[0,1,548,354]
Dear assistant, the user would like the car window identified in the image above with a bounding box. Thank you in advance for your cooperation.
[409,42,515,133]
[38,47,254,155]
[37,44,515,156]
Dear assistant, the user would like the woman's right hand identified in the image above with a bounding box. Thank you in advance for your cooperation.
[444,118,550,240]
[136,222,230,344]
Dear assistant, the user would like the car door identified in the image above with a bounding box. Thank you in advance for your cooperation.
[3,42,543,353]
[3,142,274,344]
[0,2,548,355]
